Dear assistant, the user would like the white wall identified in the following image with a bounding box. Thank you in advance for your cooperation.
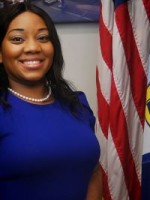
[56,23,99,115]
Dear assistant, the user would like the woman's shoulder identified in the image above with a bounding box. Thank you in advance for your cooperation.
[77,91,89,105]
[76,91,93,112]
[76,91,96,131]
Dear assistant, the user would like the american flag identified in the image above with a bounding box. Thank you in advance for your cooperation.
[96,0,150,199]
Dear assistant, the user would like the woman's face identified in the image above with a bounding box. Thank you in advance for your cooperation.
[0,11,54,86]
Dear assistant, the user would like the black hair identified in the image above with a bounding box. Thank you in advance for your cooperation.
[0,2,81,114]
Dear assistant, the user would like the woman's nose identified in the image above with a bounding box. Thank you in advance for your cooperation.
[24,39,41,53]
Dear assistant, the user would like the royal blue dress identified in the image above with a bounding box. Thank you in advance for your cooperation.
[0,92,100,200]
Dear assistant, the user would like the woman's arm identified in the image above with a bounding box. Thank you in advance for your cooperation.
[86,163,103,200]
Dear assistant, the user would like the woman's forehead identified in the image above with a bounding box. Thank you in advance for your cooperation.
[7,11,48,32]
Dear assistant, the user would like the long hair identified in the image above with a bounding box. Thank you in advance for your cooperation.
[0,2,81,114]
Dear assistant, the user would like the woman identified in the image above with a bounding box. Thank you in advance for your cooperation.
[0,1,102,199]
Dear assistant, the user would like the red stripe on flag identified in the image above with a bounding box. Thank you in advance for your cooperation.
[96,67,109,139]
[101,166,112,200]
[99,4,112,70]
[110,79,141,199]
[115,3,147,127]
[97,1,113,199]
[142,0,150,20]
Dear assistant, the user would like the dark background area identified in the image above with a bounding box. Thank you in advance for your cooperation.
[32,0,100,23]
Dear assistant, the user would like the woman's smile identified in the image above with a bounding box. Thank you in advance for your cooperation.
[19,58,45,69]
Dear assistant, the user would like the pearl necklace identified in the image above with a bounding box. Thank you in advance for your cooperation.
[8,87,51,103]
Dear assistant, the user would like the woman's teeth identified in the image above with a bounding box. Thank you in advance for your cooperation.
[23,61,41,65]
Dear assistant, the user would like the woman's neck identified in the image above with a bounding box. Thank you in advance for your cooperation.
[8,80,48,100]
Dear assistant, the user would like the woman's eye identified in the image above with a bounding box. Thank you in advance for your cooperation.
[38,35,50,42]
[10,36,24,43]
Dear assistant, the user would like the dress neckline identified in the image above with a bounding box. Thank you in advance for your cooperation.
[8,91,57,107]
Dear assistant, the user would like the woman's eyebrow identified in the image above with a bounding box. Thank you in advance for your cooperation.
[8,27,48,34]
[8,28,24,33]
[38,28,48,32]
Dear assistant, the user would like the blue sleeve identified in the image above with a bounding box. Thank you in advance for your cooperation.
[77,91,96,132]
